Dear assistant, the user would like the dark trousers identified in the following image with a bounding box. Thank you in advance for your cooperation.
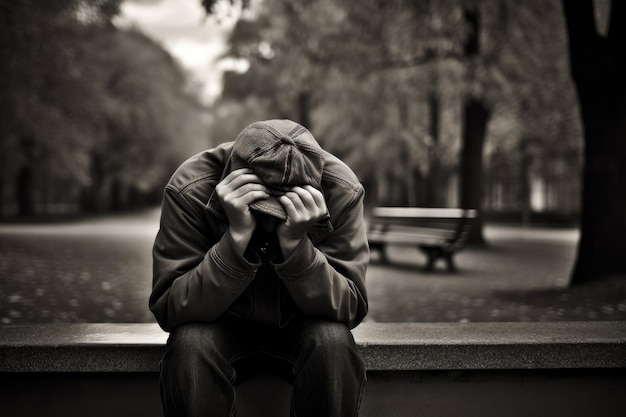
[159,315,366,417]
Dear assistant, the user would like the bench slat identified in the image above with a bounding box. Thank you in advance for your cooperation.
[372,207,477,219]
[371,220,465,230]
[368,229,456,246]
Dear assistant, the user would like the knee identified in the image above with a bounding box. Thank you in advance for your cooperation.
[291,321,365,391]
[303,321,360,363]
[164,323,227,372]
[167,323,211,356]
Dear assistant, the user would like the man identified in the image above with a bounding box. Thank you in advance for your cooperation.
[150,119,369,417]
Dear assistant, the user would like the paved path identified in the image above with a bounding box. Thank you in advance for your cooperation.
[1,209,625,324]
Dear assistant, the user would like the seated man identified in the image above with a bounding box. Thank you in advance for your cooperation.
[150,119,369,417]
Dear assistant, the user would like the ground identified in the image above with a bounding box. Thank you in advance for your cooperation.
[1,209,625,324]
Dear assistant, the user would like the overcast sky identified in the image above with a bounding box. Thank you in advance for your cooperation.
[116,0,241,104]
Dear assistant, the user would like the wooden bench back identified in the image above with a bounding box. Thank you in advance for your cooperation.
[372,207,478,220]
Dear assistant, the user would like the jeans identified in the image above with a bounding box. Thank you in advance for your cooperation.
[159,314,366,417]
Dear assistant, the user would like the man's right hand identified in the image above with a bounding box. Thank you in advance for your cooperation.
[215,168,269,254]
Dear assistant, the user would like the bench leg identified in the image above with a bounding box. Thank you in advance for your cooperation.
[380,246,389,264]
[369,243,388,264]
[422,248,439,272]
[443,252,457,273]
[421,248,457,272]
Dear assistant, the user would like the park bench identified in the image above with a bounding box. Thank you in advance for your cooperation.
[368,207,478,271]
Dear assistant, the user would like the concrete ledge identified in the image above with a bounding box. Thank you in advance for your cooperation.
[1,321,626,372]
[2,322,626,417]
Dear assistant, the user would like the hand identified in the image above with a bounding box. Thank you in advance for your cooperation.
[215,168,269,252]
[277,185,328,256]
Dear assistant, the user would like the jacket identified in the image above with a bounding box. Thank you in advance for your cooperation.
[149,141,369,332]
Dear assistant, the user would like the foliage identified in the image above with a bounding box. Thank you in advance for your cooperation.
[0,0,209,215]
[208,0,582,208]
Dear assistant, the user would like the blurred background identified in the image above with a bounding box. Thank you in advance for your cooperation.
[1,0,625,325]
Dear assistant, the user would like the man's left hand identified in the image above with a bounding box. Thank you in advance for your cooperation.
[277,185,328,256]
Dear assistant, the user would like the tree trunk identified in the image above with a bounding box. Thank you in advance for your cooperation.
[519,140,532,226]
[426,92,442,207]
[17,135,38,217]
[82,152,107,213]
[111,180,125,212]
[562,0,626,285]
[459,97,490,245]
[297,90,311,130]
[17,165,35,217]
[0,2,15,219]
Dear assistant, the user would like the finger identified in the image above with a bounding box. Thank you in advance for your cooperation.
[285,191,308,214]
[235,189,270,206]
[279,194,300,220]
[229,182,269,200]
[221,168,253,186]
[219,173,266,195]
[296,186,327,218]
[303,185,326,209]
[229,173,265,189]
[291,186,317,211]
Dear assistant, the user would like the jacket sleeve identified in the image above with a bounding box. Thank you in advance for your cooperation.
[149,186,260,331]
[274,186,369,329]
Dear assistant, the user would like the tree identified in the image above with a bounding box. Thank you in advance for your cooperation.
[219,0,352,129]
[0,0,117,216]
[79,29,208,212]
[207,0,582,231]
[0,0,209,216]
[562,0,626,284]
[214,0,470,204]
